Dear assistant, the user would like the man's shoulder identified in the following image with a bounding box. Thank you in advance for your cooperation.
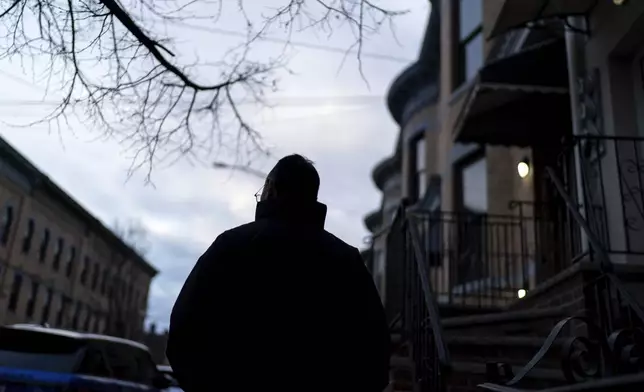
[319,230,360,256]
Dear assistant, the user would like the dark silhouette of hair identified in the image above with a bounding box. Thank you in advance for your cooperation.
[267,154,320,201]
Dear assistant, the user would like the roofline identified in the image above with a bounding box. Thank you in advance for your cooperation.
[371,154,401,191]
[386,0,440,125]
[0,137,158,277]
[364,209,382,233]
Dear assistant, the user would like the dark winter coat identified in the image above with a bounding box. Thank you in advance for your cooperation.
[166,199,391,392]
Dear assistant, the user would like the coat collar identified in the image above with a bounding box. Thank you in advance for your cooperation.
[255,199,327,230]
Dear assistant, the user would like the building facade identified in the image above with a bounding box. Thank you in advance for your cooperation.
[0,137,157,340]
[377,1,644,390]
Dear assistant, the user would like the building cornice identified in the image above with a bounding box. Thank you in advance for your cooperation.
[386,0,440,125]
[364,209,383,233]
[0,137,158,277]
[371,154,401,191]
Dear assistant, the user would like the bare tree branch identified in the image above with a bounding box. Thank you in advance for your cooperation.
[0,0,405,180]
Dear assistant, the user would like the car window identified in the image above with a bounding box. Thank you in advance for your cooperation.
[0,327,83,373]
[102,342,156,385]
[102,343,139,383]
[77,347,111,378]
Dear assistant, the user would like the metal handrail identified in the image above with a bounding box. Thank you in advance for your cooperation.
[406,210,452,378]
[545,166,644,323]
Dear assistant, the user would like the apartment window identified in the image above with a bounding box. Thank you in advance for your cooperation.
[8,273,23,312]
[456,0,483,87]
[72,302,81,330]
[83,309,91,331]
[41,288,53,324]
[100,270,109,295]
[56,296,70,327]
[80,256,90,285]
[91,264,100,291]
[0,204,14,246]
[25,281,39,318]
[457,153,488,213]
[52,238,64,270]
[66,246,76,277]
[38,228,50,263]
[21,219,35,254]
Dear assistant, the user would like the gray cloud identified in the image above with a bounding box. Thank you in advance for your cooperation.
[0,0,428,329]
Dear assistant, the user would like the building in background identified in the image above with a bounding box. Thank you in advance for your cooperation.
[0,136,157,340]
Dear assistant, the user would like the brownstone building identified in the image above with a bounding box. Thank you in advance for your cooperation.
[0,136,157,340]
[371,0,644,391]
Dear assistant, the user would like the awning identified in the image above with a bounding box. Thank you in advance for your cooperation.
[453,39,572,147]
[489,0,597,38]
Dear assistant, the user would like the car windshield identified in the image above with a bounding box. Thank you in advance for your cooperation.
[0,327,84,374]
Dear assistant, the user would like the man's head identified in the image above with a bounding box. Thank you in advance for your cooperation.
[260,154,320,202]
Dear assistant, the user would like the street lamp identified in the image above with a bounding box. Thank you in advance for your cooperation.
[212,161,268,179]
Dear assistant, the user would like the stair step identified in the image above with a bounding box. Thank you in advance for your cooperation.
[442,306,573,337]
[390,355,413,368]
[450,360,567,391]
[446,335,563,369]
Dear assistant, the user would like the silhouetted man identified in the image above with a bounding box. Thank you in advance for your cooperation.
[167,154,391,392]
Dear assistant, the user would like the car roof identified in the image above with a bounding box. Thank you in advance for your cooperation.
[4,324,150,352]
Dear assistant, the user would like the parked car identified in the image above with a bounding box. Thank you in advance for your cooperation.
[0,323,173,392]
[156,365,182,392]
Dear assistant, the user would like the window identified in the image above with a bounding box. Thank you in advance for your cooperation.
[0,205,14,246]
[25,281,39,318]
[71,302,81,330]
[409,136,426,202]
[456,0,483,87]
[460,155,488,213]
[41,288,53,324]
[8,273,23,312]
[0,326,84,374]
[91,264,100,291]
[52,238,64,270]
[83,309,91,332]
[21,219,35,254]
[38,228,50,263]
[77,347,111,378]
[80,257,89,285]
[100,270,109,295]
[416,137,426,200]
[56,297,70,327]
[65,246,76,277]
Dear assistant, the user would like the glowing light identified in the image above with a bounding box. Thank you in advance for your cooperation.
[614,0,627,5]
[517,161,530,179]
[517,289,527,299]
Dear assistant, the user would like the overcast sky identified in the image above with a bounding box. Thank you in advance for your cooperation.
[0,0,429,328]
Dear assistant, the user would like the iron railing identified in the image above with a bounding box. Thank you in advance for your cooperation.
[556,135,644,257]
[479,167,644,391]
[391,203,451,392]
[405,208,545,309]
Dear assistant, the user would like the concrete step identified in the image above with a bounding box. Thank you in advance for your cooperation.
[448,360,567,392]
[442,306,571,337]
[446,335,564,369]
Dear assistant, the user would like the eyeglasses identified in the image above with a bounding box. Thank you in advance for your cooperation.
[254,186,264,202]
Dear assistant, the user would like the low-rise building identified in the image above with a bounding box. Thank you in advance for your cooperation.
[0,136,157,340]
